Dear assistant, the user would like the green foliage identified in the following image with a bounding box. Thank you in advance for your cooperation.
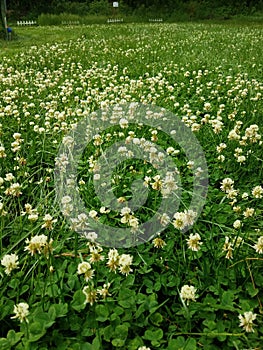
[0,22,262,349]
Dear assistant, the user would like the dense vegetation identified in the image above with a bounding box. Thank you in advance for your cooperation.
[0,21,262,349]
[4,0,263,20]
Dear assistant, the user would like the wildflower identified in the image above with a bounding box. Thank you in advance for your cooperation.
[253,236,263,254]
[243,208,255,218]
[117,196,126,203]
[233,220,242,229]
[180,285,197,305]
[241,192,249,200]
[93,134,103,146]
[150,175,162,190]
[128,216,139,230]
[228,129,240,140]
[0,145,6,158]
[107,248,119,272]
[237,155,246,163]
[217,155,225,162]
[187,160,194,169]
[11,303,29,323]
[77,262,94,281]
[97,283,111,299]
[138,347,151,350]
[184,210,197,226]
[226,189,238,199]
[216,143,227,153]
[172,212,187,230]
[71,213,89,231]
[233,206,241,213]
[119,118,129,128]
[28,213,39,222]
[161,172,178,196]
[233,236,243,248]
[24,234,52,256]
[4,173,15,181]
[252,185,263,199]
[119,254,133,276]
[204,102,211,111]
[220,178,234,193]
[89,246,104,263]
[83,286,97,305]
[5,183,22,197]
[120,207,132,224]
[99,206,110,214]
[41,214,57,230]
[89,210,98,219]
[186,233,203,252]
[1,253,19,275]
[238,311,257,332]
[83,231,98,242]
[222,236,233,259]
[160,213,170,226]
[153,237,166,248]
[0,202,7,216]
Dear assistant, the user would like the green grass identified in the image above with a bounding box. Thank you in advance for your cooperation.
[0,22,262,349]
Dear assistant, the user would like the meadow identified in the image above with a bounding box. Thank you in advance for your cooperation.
[0,22,262,349]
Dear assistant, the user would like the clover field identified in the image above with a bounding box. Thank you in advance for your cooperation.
[0,22,263,349]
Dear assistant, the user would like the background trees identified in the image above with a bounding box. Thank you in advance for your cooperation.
[3,0,263,20]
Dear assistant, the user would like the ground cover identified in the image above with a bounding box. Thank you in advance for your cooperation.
[0,22,262,349]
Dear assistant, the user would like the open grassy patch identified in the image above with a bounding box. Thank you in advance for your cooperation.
[0,22,262,349]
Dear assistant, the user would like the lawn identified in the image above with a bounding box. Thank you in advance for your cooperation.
[0,22,262,349]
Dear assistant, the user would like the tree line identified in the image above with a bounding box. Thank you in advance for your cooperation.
[4,0,263,20]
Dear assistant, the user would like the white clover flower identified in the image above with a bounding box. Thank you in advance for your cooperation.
[11,303,29,323]
[204,102,211,111]
[216,143,227,153]
[4,173,15,181]
[24,234,52,255]
[99,206,110,214]
[82,286,97,306]
[153,237,166,248]
[241,192,249,200]
[0,146,7,158]
[160,213,170,226]
[84,231,98,242]
[180,285,197,305]
[119,118,129,128]
[220,178,234,193]
[119,254,133,276]
[217,155,225,162]
[253,236,263,254]
[42,214,57,229]
[243,207,254,218]
[222,236,233,259]
[1,253,19,275]
[0,202,7,216]
[128,216,139,229]
[252,185,263,199]
[237,155,246,163]
[186,233,203,252]
[77,261,92,274]
[238,311,257,332]
[61,195,72,204]
[77,261,94,281]
[233,220,242,229]
[97,283,111,299]
[172,212,188,230]
[5,183,22,197]
[138,347,151,350]
[89,210,98,219]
